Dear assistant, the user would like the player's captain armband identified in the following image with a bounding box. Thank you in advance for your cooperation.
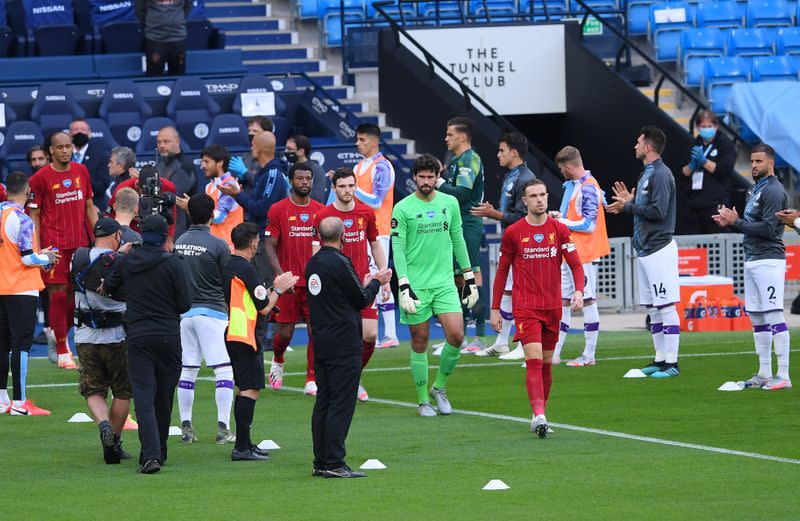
[391,218,398,229]
[562,242,577,252]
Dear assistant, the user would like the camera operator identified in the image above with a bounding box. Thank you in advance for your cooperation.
[70,218,132,465]
[107,165,178,250]
[103,214,192,474]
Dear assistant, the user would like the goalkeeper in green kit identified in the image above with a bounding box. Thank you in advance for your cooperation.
[391,154,479,417]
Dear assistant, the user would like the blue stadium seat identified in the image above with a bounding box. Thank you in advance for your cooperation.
[85,117,118,148]
[777,27,800,55]
[30,82,86,137]
[751,54,799,80]
[649,3,692,61]
[232,74,288,117]
[366,0,419,19]
[519,0,568,18]
[417,1,466,18]
[319,0,365,47]
[271,116,290,145]
[32,24,81,56]
[2,0,27,57]
[628,0,658,35]
[165,77,221,150]
[297,0,319,19]
[2,104,18,129]
[98,79,153,149]
[696,1,742,29]
[746,0,793,29]
[469,0,519,17]
[0,25,15,57]
[73,0,96,54]
[135,116,176,155]
[23,0,90,56]
[97,21,143,53]
[569,0,619,12]
[189,0,207,20]
[680,27,726,86]
[186,19,225,50]
[703,56,749,113]
[0,121,44,178]
[205,114,249,149]
[727,28,775,67]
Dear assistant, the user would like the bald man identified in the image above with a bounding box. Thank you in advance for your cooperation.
[155,126,198,238]
[306,216,391,478]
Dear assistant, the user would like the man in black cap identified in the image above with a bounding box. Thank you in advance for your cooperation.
[103,214,192,474]
[71,217,132,465]
[306,216,392,478]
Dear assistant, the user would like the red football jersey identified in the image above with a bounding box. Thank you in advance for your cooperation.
[266,197,324,287]
[28,163,93,250]
[492,216,584,312]
[314,202,378,279]
[107,177,178,237]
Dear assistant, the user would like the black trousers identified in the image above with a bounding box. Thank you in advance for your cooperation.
[144,39,186,76]
[312,354,361,470]
[0,295,38,401]
[253,239,274,349]
[127,335,181,464]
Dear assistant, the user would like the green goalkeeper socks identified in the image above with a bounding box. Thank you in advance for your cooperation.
[434,343,461,389]
[410,351,430,404]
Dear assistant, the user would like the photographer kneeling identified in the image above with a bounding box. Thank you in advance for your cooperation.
[104,215,192,474]
[71,218,134,465]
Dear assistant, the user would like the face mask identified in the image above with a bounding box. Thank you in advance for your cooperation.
[698,127,716,142]
[285,152,298,164]
[72,133,89,148]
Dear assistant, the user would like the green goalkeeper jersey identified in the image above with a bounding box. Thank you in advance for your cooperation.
[439,148,484,230]
[390,191,471,290]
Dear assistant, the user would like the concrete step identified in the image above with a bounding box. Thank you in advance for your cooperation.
[355,112,385,127]
[206,1,271,18]
[211,17,286,31]
[226,30,299,46]
[245,58,327,74]
[236,44,315,61]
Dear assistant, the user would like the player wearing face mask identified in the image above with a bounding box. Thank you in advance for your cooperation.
[678,110,737,234]
[284,135,328,204]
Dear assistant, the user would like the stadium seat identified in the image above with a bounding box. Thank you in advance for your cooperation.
[23,0,90,56]
[30,82,86,137]
[1,104,18,129]
[366,0,419,19]
[0,121,44,178]
[695,1,742,29]
[205,114,249,149]
[319,0,365,47]
[232,74,288,117]
[165,77,220,150]
[0,25,15,57]
[727,28,775,66]
[297,0,319,19]
[271,116,290,145]
[469,0,519,18]
[73,0,96,54]
[84,117,118,149]
[417,1,466,18]
[186,19,225,50]
[98,79,153,149]
[2,0,26,57]
[569,0,619,12]
[751,54,799,81]
[189,0,207,20]
[703,56,749,113]
[627,0,658,35]
[135,116,175,155]
[746,0,793,29]
[777,27,800,55]
[680,28,726,86]
[32,24,81,56]
[97,21,143,53]
[649,3,692,61]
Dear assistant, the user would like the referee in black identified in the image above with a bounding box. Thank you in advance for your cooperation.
[306,216,391,478]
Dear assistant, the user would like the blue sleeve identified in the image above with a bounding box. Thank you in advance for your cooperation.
[14,210,35,252]
[214,191,236,224]
[568,184,599,233]
[235,170,287,218]
[355,162,393,209]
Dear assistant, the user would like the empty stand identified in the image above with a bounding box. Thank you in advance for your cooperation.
[97,79,153,149]
[680,28,726,86]
[165,77,221,150]
[703,56,750,112]
[205,113,249,149]
[30,81,85,136]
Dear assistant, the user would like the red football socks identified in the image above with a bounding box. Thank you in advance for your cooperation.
[48,289,70,355]
[272,334,290,364]
[525,358,545,416]
[542,361,553,405]
[361,340,376,368]
[306,337,315,382]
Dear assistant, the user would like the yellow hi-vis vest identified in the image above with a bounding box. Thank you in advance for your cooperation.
[227,276,257,350]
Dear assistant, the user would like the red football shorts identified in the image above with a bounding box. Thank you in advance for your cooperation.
[514,308,562,350]
[45,248,76,286]
[273,287,310,324]
[360,301,378,320]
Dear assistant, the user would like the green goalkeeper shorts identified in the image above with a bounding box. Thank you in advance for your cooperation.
[400,285,462,325]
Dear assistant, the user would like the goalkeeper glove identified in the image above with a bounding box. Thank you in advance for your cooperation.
[461,271,479,309]
[228,156,248,180]
[398,277,420,314]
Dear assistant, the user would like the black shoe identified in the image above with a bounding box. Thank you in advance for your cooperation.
[324,465,366,478]
[312,467,325,477]
[138,459,161,474]
[99,422,115,448]
[252,445,270,458]
[114,437,131,460]
[231,447,270,461]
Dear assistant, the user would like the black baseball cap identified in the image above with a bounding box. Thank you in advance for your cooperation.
[93,217,122,238]
[140,214,168,236]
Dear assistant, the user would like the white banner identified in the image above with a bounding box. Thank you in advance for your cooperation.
[402,24,567,115]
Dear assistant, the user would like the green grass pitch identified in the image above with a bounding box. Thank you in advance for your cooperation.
[3,329,800,520]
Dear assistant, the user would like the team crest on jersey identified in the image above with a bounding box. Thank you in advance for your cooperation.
[358,217,365,228]
[534,234,544,243]
[426,210,436,218]
[642,180,649,189]
[548,232,555,244]
[63,179,72,188]
[343,219,353,228]
[75,177,80,187]
[300,213,309,222]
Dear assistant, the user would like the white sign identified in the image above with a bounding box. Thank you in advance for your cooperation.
[653,7,686,24]
[240,92,276,117]
[403,24,567,115]
[0,103,5,128]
